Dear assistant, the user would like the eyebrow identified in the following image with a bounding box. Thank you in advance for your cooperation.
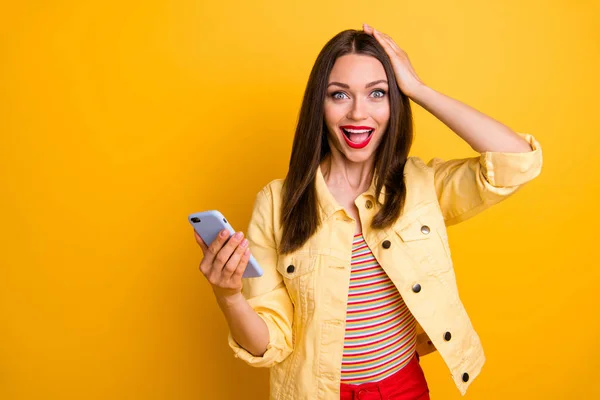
[327,79,388,89]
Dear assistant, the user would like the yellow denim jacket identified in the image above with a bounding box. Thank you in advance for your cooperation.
[228,132,543,398]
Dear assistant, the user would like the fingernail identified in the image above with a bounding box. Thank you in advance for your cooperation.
[220,230,228,238]
[241,239,248,248]
[234,231,243,240]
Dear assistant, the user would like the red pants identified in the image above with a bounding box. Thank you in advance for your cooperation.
[339,353,430,400]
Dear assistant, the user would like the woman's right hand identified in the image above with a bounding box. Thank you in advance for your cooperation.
[194,229,250,300]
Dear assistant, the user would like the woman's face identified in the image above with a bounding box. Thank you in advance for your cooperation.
[324,54,390,164]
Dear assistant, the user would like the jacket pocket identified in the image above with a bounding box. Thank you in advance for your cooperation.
[276,253,317,311]
[393,203,453,273]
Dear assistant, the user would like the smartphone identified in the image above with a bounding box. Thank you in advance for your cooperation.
[188,210,263,278]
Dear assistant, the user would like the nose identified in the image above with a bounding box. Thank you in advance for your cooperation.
[347,97,368,121]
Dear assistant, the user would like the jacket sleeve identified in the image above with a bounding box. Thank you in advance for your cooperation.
[427,132,543,226]
[227,185,294,368]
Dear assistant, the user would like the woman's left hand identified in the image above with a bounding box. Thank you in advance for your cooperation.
[363,23,425,98]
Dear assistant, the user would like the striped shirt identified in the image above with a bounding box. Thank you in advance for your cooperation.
[340,233,418,384]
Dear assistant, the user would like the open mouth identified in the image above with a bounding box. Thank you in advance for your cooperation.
[340,126,374,149]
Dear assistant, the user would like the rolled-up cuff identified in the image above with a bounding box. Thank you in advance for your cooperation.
[227,314,292,368]
[480,132,543,187]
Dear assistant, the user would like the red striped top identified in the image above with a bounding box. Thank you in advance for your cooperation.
[340,233,417,384]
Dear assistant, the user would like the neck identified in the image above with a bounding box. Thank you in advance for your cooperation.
[320,151,375,194]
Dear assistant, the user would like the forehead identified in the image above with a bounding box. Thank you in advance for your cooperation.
[328,54,387,85]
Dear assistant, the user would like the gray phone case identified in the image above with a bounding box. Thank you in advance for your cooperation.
[188,210,264,278]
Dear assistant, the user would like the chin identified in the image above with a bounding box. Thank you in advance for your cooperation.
[326,133,381,164]
[341,149,376,164]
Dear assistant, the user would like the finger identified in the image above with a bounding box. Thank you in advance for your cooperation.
[373,29,397,57]
[221,238,249,279]
[199,258,210,276]
[379,31,403,53]
[211,231,244,275]
[193,230,208,253]
[362,23,374,35]
[375,29,402,55]
[231,248,251,282]
[203,229,231,266]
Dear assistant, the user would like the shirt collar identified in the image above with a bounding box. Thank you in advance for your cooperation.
[315,164,387,221]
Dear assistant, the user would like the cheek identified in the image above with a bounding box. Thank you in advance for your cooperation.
[323,102,345,127]
[371,103,390,130]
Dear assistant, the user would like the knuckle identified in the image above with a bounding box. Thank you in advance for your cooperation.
[231,249,243,260]
[224,262,237,273]
[199,261,208,273]
[236,262,248,274]
[226,253,239,264]
[207,273,221,285]
[227,254,239,266]
[234,267,244,277]
[216,253,228,265]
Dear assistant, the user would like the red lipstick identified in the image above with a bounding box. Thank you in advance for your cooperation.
[339,125,375,149]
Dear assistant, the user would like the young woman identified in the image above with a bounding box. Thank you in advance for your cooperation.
[194,24,542,399]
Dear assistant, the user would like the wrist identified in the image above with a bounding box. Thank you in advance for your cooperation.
[215,291,245,309]
[406,82,432,105]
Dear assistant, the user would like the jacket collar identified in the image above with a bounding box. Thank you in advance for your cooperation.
[314,164,387,221]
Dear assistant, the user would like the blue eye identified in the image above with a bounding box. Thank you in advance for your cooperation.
[331,91,349,100]
[371,89,386,98]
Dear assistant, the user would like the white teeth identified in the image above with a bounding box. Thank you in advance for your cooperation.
[344,128,373,133]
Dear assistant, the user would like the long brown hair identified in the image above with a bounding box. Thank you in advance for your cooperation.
[280,29,414,254]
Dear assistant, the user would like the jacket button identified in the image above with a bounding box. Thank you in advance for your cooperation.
[287,265,295,273]
[365,200,373,209]
[444,331,451,341]
[382,240,391,249]
[421,225,430,234]
[412,283,421,293]
[462,372,469,382]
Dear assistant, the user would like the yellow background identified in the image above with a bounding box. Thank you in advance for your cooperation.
[2,0,599,398]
